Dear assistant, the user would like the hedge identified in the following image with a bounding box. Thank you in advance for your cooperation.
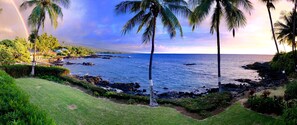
[0,64,70,78]
[0,70,55,124]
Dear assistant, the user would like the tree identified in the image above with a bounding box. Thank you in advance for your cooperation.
[275,11,297,52]
[36,33,60,55]
[260,0,280,54]
[115,0,190,107]
[20,0,70,76]
[0,39,30,64]
[189,0,253,92]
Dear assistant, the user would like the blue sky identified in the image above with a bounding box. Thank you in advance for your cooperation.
[0,0,295,54]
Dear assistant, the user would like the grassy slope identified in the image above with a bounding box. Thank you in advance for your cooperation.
[16,78,280,125]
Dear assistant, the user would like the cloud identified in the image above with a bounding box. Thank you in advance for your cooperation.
[0,0,295,54]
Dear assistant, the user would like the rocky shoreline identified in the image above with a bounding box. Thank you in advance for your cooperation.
[52,54,130,66]
[68,61,288,99]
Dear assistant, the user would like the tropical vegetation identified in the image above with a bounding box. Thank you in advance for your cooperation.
[0,38,31,65]
[0,70,55,124]
[21,0,70,76]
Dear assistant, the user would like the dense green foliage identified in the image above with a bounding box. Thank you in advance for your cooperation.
[175,92,233,117]
[0,65,69,78]
[0,38,30,65]
[57,46,95,57]
[270,52,295,74]
[285,80,297,101]
[282,106,297,125]
[0,70,55,124]
[36,33,60,55]
[16,78,280,125]
[246,92,284,115]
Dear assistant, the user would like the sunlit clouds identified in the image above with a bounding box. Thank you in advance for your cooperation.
[0,0,295,54]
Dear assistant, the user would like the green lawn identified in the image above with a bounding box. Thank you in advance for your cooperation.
[16,78,281,125]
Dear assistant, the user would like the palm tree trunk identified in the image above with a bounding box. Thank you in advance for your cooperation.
[31,23,41,76]
[266,2,279,54]
[149,16,158,107]
[293,0,297,72]
[216,0,222,92]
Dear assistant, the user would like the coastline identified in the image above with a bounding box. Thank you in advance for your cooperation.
[56,54,286,99]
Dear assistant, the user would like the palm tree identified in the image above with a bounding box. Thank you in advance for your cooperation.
[115,0,190,107]
[275,11,297,52]
[189,0,253,92]
[20,0,70,76]
[260,0,280,54]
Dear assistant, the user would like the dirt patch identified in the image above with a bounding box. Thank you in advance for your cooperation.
[68,104,77,110]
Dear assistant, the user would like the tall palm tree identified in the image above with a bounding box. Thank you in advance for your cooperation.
[20,0,70,76]
[115,0,190,107]
[189,0,253,92]
[275,11,297,52]
[260,0,280,54]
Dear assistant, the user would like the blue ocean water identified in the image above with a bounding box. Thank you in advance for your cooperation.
[63,54,273,93]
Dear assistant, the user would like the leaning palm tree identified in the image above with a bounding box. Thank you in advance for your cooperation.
[189,0,253,92]
[260,0,280,54]
[20,0,70,76]
[115,0,190,107]
[275,11,297,52]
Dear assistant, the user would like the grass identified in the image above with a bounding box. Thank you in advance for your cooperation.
[16,78,281,125]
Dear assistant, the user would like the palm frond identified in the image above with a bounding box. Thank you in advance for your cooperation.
[210,2,223,34]
[222,1,247,31]
[122,11,146,35]
[52,0,70,8]
[20,0,38,10]
[142,18,155,44]
[115,1,142,14]
[190,0,214,28]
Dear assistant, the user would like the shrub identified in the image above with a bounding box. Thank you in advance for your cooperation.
[285,81,297,101]
[270,52,295,74]
[282,106,297,125]
[174,92,232,115]
[0,65,70,78]
[0,70,55,124]
[37,75,66,84]
[246,93,284,115]
[60,76,107,96]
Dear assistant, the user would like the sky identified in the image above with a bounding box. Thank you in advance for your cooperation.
[0,0,295,54]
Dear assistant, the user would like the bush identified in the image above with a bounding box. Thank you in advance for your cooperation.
[285,81,297,101]
[60,76,107,96]
[270,52,295,74]
[174,92,232,116]
[0,70,55,124]
[0,65,70,78]
[246,92,284,115]
[37,75,66,84]
[282,106,297,125]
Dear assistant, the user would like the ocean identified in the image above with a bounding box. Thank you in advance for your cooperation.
[63,54,273,93]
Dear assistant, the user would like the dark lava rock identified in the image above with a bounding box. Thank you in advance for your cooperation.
[207,88,219,93]
[184,63,197,66]
[158,91,201,99]
[82,62,95,66]
[65,62,76,65]
[107,83,141,92]
[73,75,102,85]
